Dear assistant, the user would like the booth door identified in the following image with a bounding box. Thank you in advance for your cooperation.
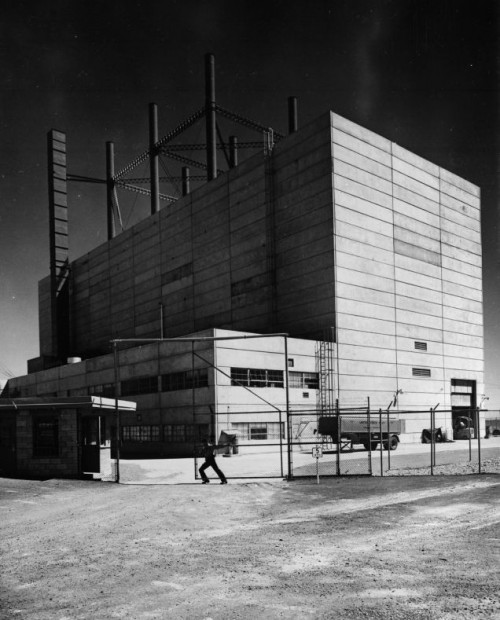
[0,414,16,474]
[81,416,102,473]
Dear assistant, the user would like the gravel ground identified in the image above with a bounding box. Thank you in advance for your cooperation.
[1,468,499,620]
[387,456,500,476]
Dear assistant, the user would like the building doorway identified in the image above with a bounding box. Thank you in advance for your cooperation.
[81,415,107,473]
[0,413,16,475]
[451,379,477,439]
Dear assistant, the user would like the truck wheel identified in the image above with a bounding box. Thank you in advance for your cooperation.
[364,442,378,451]
[387,436,398,451]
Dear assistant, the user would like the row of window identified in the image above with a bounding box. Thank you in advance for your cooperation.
[230,368,284,388]
[122,424,210,443]
[30,418,213,455]
[96,368,319,397]
[113,369,209,397]
[230,422,285,441]
[121,422,284,443]
[230,368,319,389]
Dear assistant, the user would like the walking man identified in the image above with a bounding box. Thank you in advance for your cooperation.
[199,437,227,484]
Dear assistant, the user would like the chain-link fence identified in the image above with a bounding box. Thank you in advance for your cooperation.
[197,404,497,480]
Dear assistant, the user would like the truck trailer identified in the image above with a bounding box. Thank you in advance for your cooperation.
[317,415,402,451]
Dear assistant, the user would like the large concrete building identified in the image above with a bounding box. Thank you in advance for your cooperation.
[3,109,484,457]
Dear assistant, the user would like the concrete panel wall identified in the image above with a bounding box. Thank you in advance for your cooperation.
[440,169,483,403]
[58,150,278,354]
[332,112,397,408]
[274,113,335,339]
[331,118,483,418]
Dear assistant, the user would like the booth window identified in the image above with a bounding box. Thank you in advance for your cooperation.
[33,416,59,457]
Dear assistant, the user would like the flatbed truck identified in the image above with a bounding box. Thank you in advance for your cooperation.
[317,415,402,451]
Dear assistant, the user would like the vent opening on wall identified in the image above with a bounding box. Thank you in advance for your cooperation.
[414,341,427,351]
[413,368,431,377]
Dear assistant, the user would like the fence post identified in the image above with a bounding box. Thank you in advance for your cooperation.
[285,336,293,480]
[468,407,473,462]
[430,408,434,476]
[336,399,340,476]
[379,408,383,476]
[386,408,391,471]
[477,407,482,474]
[279,407,284,479]
[367,397,372,476]
[113,341,121,484]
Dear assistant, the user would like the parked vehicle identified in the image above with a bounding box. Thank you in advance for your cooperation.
[317,415,402,451]
[453,416,475,440]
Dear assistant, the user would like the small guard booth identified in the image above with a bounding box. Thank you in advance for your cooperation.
[0,396,136,480]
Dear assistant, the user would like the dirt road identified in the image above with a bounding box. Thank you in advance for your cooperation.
[1,474,499,619]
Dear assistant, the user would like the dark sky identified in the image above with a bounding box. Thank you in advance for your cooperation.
[1,1,499,404]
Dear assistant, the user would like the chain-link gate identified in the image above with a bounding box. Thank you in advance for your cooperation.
[288,407,376,478]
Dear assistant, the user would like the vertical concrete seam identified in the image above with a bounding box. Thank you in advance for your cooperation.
[477,185,485,399]
[438,166,447,407]
[390,140,400,405]
[331,115,340,402]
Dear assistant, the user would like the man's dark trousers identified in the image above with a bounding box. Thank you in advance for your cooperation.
[199,456,227,483]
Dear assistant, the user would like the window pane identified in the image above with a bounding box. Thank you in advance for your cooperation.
[249,369,267,387]
[250,426,268,440]
[197,368,208,388]
[304,373,319,389]
[289,372,302,388]
[231,368,249,386]
[33,417,59,457]
[267,370,284,387]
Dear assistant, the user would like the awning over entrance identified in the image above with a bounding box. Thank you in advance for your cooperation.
[0,395,137,412]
